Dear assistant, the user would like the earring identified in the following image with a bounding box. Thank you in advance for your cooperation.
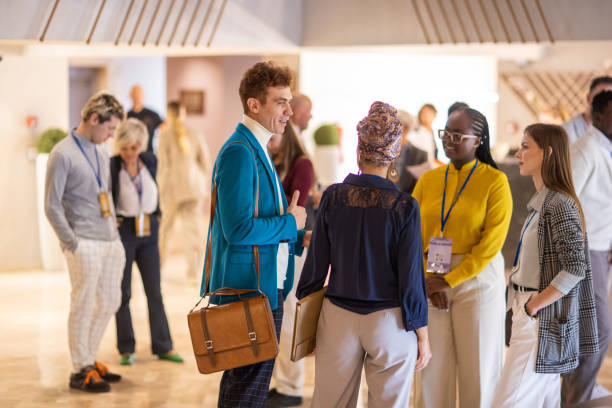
[387,161,399,182]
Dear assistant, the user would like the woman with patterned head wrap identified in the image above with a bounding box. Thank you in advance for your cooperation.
[296,101,431,408]
[413,107,513,408]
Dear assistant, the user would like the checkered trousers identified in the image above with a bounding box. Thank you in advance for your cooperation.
[535,191,599,374]
[218,290,283,408]
[64,238,125,371]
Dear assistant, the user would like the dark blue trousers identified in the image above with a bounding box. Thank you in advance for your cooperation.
[115,216,173,355]
[218,290,283,408]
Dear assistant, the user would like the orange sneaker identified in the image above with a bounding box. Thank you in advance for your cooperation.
[69,366,110,393]
[94,361,122,383]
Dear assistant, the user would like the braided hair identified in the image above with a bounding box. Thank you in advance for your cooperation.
[457,107,498,169]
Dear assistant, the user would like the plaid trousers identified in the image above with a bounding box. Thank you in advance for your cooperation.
[64,238,125,371]
[218,290,283,408]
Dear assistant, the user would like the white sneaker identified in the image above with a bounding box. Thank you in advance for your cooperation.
[591,383,612,399]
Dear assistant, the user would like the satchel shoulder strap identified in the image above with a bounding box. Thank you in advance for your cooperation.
[204,141,261,294]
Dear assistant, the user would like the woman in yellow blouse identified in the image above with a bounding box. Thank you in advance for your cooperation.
[413,107,512,408]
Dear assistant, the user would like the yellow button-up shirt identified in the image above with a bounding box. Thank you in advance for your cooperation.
[412,159,513,288]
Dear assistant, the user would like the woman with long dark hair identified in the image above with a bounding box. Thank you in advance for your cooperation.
[414,107,512,408]
[492,124,598,407]
[268,123,314,207]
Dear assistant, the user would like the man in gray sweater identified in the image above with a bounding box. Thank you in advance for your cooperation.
[45,92,126,393]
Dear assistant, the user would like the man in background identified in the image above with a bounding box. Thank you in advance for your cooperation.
[128,85,163,153]
[562,76,612,143]
[289,93,313,155]
[562,90,612,404]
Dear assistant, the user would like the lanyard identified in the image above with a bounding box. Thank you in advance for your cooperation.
[72,133,102,188]
[440,159,478,234]
[123,161,143,205]
[512,211,537,268]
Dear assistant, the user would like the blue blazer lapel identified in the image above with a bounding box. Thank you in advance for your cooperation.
[236,124,281,215]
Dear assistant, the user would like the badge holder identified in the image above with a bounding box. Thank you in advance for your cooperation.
[135,212,151,237]
[98,192,112,218]
[426,236,452,274]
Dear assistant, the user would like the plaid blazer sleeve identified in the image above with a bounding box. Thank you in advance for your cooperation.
[548,197,586,281]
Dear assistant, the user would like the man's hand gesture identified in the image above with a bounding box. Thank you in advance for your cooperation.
[287,191,306,230]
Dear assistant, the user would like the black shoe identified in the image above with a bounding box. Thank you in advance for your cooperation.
[69,366,110,393]
[94,361,122,383]
[265,388,303,407]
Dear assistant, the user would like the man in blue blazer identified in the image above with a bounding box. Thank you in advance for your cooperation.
[200,62,307,408]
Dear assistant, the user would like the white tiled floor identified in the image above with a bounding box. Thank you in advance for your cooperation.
[0,257,610,407]
[0,255,318,408]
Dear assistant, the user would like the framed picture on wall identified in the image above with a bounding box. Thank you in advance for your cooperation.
[180,89,205,115]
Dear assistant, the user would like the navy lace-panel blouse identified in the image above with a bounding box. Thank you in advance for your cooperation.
[296,173,428,331]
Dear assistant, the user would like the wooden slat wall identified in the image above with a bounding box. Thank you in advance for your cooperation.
[410,0,555,45]
[501,69,612,120]
[37,0,227,48]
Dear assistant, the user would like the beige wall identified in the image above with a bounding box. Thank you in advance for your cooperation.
[0,54,69,270]
[105,57,167,122]
[495,78,539,155]
[166,55,262,158]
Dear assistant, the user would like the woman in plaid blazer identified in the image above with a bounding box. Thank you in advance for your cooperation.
[493,124,599,407]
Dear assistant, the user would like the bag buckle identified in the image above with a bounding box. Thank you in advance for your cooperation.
[205,340,214,350]
[248,331,257,341]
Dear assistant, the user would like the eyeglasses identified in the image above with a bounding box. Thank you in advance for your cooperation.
[438,129,479,144]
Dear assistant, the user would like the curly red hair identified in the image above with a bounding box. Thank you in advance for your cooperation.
[239,61,292,114]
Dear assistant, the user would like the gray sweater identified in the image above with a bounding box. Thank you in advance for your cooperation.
[44,132,117,251]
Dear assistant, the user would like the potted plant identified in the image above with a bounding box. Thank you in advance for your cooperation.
[313,124,341,185]
[37,128,67,154]
[36,128,68,270]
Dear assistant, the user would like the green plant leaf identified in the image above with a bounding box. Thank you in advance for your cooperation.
[37,128,67,154]
[313,124,339,146]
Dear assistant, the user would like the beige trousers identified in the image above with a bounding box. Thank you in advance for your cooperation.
[313,299,418,408]
[271,249,307,397]
[492,290,560,408]
[64,238,125,371]
[159,199,203,277]
[415,252,506,408]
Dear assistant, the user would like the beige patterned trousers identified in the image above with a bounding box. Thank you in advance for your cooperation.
[64,238,125,371]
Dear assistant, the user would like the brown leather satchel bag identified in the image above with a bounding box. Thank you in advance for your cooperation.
[187,141,279,374]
